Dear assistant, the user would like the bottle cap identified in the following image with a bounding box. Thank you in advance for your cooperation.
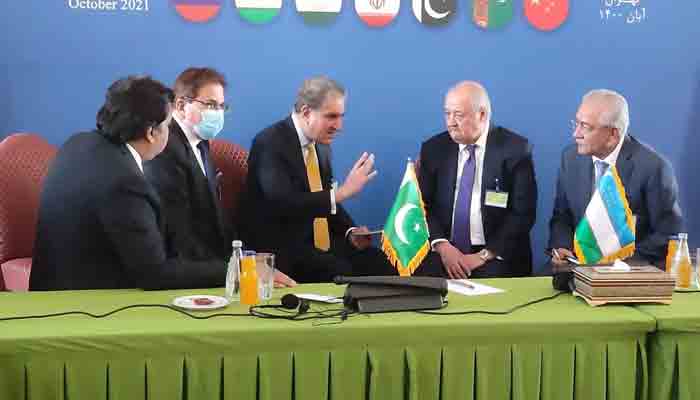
[232,240,243,247]
[678,233,688,240]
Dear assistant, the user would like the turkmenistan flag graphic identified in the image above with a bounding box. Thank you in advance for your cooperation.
[525,0,568,31]
[235,0,282,23]
[171,0,223,23]
[412,0,455,26]
[296,0,342,25]
[472,0,513,30]
[573,166,636,264]
[381,161,430,276]
[355,0,400,28]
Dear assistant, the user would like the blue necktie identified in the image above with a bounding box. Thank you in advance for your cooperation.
[452,144,477,254]
[594,160,608,192]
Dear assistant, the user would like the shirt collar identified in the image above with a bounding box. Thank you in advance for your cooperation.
[593,134,625,166]
[173,112,203,148]
[291,112,313,148]
[125,143,143,173]
[458,121,490,153]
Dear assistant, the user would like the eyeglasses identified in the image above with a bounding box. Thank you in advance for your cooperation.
[570,119,609,133]
[186,97,230,113]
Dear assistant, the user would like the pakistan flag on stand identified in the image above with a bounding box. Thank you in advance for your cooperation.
[381,160,430,276]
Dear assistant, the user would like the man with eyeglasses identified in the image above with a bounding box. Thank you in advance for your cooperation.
[146,68,238,267]
[414,81,537,279]
[548,89,683,269]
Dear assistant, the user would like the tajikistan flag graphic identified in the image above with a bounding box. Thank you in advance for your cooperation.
[235,0,282,23]
[573,166,636,265]
[524,0,568,31]
[171,0,223,23]
[472,0,513,30]
[296,0,342,25]
[355,0,400,28]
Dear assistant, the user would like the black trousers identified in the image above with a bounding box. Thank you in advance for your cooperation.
[287,237,397,283]
[413,250,527,279]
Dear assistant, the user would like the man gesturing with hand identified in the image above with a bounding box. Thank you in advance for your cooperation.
[241,76,396,283]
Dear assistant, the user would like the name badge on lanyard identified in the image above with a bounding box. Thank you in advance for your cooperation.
[484,178,509,209]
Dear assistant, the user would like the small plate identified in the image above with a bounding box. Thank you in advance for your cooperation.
[172,295,229,310]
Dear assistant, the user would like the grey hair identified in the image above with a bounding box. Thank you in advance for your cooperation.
[293,76,346,112]
[447,81,492,118]
[582,89,629,136]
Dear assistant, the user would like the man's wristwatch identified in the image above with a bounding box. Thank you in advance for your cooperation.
[478,249,494,262]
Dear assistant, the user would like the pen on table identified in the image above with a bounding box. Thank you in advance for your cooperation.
[453,280,475,289]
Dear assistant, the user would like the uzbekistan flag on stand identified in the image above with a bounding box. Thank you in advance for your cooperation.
[574,165,636,264]
[381,160,430,276]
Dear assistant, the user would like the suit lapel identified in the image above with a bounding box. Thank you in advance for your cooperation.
[316,143,333,189]
[480,127,502,206]
[281,117,311,192]
[616,136,636,187]
[443,138,459,208]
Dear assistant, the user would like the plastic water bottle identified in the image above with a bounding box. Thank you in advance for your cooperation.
[670,233,694,289]
[225,240,243,301]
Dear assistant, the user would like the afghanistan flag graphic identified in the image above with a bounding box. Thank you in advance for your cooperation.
[412,0,455,26]
[296,0,342,25]
[171,0,223,23]
[355,0,400,28]
[235,0,282,24]
[472,0,513,30]
[381,160,430,276]
[524,0,568,31]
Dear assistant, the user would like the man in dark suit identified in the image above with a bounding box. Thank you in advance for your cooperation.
[145,68,231,262]
[30,76,227,290]
[548,89,683,269]
[416,81,537,278]
[240,76,396,283]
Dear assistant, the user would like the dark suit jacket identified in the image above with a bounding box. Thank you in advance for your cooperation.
[30,131,226,291]
[548,135,683,265]
[418,126,538,276]
[145,120,232,262]
[240,117,355,274]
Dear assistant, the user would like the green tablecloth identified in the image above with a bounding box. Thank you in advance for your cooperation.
[635,291,700,400]
[0,277,655,400]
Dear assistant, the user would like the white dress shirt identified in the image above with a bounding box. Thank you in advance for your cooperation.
[431,124,490,251]
[173,113,207,177]
[125,143,143,174]
[592,134,625,167]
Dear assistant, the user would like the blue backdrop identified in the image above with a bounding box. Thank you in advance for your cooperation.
[2,1,699,270]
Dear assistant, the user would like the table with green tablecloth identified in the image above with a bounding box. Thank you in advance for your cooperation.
[0,277,655,400]
[635,291,700,400]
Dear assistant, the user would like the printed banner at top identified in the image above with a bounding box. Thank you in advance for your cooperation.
[171,0,223,23]
[296,0,343,25]
[235,0,282,24]
[355,0,400,28]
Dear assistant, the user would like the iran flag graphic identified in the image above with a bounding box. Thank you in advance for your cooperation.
[355,0,400,28]
[524,0,568,31]
[296,0,343,25]
[235,0,282,24]
[472,0,513,30]
[171,0,223,23]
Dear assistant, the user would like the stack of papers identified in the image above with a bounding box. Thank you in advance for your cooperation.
[447,280,504,296]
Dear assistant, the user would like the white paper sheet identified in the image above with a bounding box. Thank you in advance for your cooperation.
[447,280,505,296]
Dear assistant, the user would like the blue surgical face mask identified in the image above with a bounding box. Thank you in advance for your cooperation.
[194,109,225,140]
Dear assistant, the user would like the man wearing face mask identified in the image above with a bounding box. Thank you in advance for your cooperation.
[240,76,397,283]
[146,68,234,264]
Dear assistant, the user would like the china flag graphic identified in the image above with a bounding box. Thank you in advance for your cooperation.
[171,0,223,23]
[524,0,568,31]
